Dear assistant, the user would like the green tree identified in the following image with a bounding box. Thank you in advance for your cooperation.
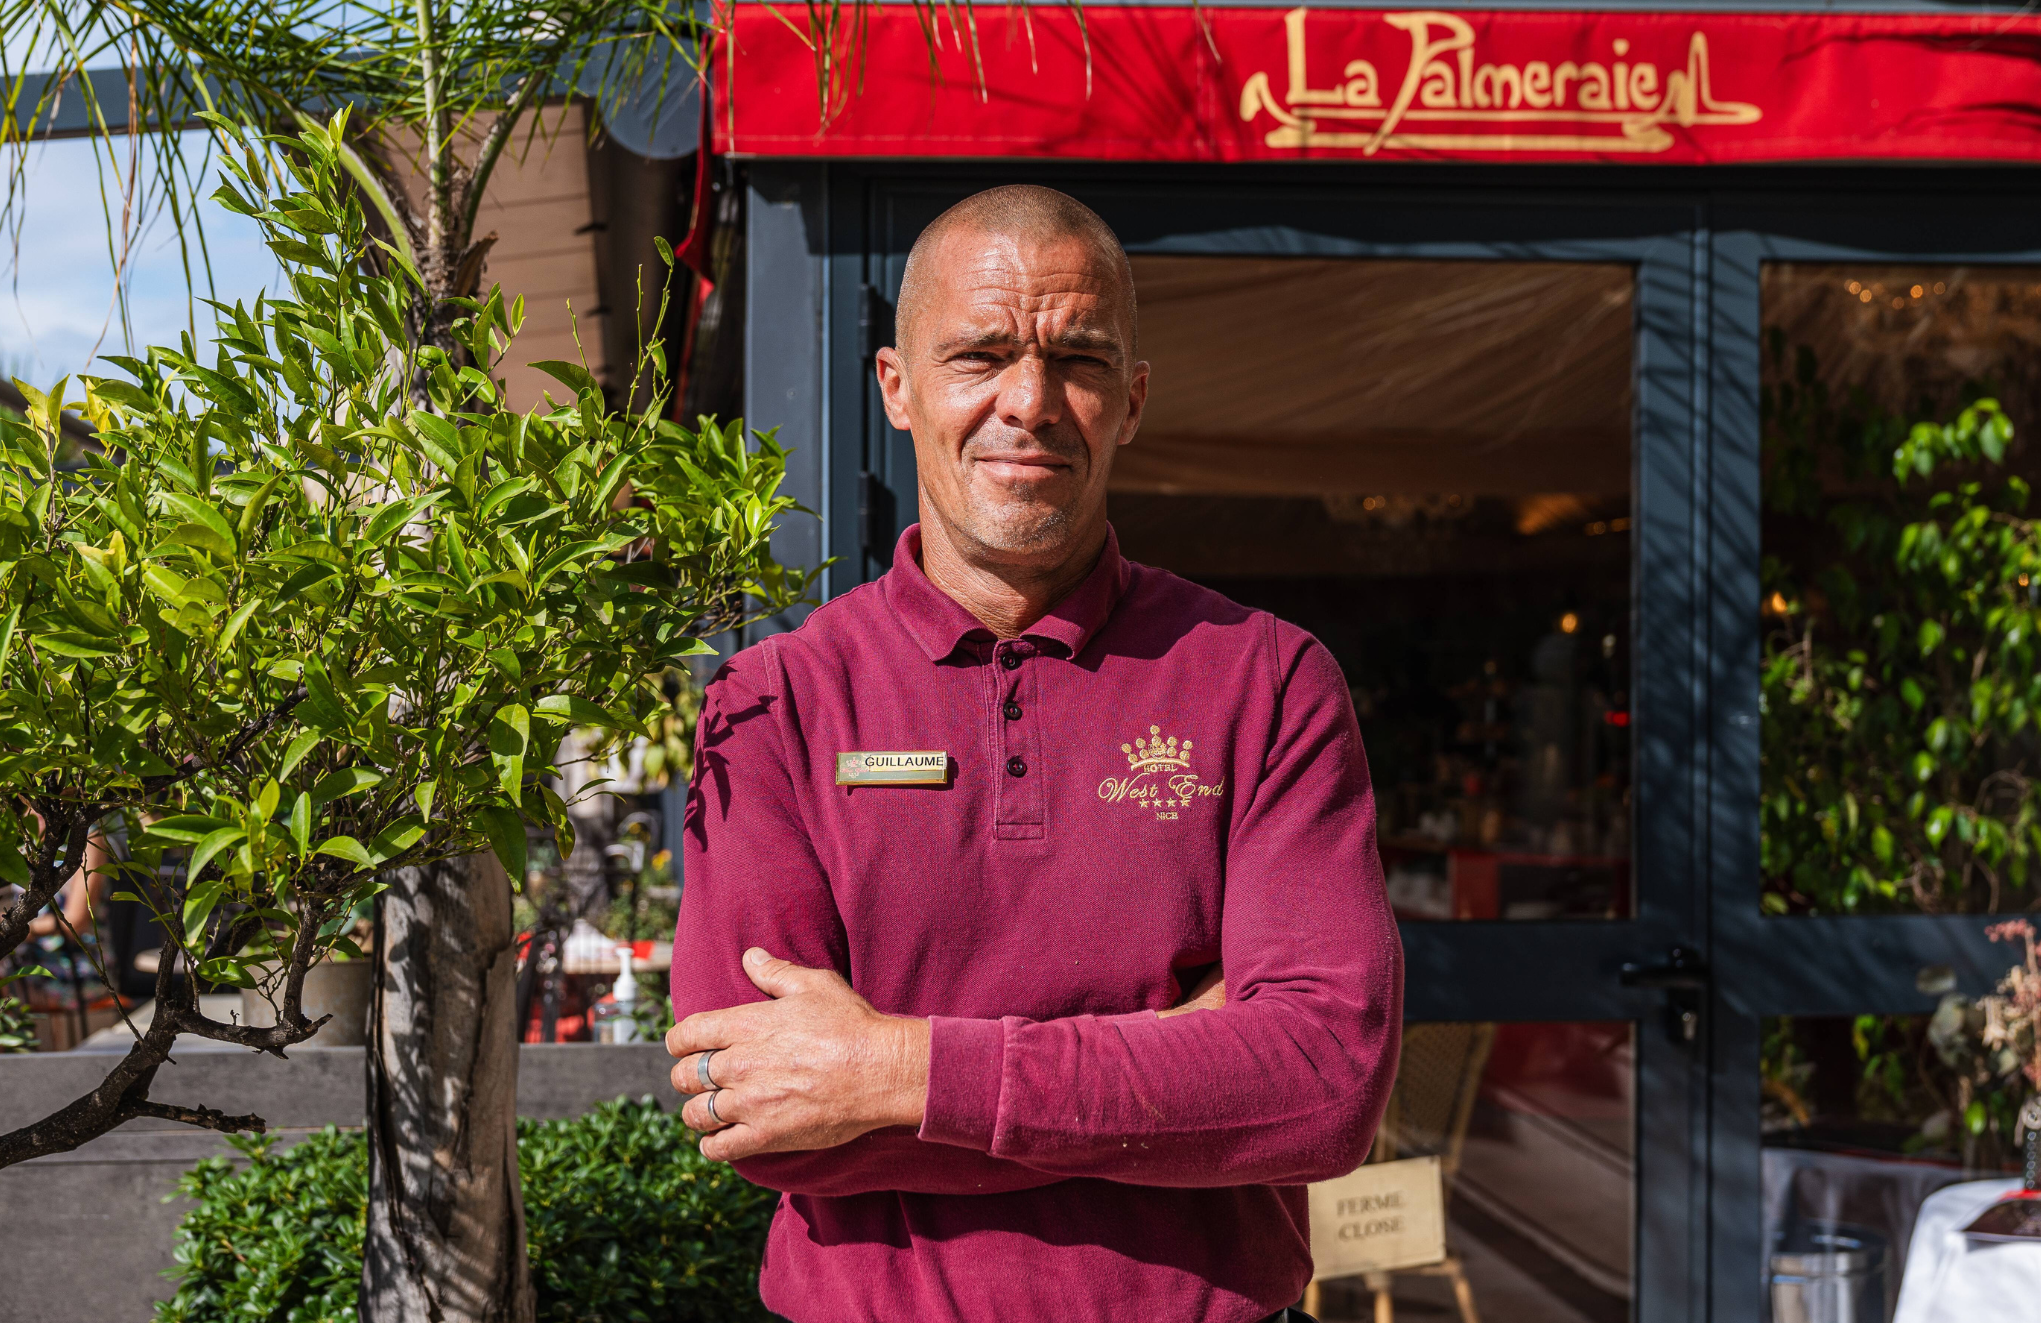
[0,113,807,1314]
[1761,337,2041,914]
[0,5,766,1315]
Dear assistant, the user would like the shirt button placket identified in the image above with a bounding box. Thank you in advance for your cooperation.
[994,642,1044,837]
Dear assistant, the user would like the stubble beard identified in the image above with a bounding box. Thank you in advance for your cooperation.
[956,488,1078,556]
[951,436,1093,557]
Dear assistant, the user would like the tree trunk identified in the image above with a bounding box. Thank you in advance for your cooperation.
[363,852,533,1323]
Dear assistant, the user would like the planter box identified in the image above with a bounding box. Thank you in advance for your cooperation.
[0,1043,677,1322]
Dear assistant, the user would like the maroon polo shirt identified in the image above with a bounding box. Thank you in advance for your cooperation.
[671,525,1402,1323]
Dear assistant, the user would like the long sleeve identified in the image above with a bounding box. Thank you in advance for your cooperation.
[670,647,1066,1197]
[916,632,1403,1186]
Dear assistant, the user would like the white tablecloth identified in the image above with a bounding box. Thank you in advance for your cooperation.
[1892,1179,2040,1323]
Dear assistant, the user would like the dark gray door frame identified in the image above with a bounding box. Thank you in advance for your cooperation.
[740,157,2041,1322]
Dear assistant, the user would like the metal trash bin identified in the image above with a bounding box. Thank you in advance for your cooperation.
[1769,1221,1887,1323]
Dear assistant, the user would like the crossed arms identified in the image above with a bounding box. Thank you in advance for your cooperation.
[665,641,1403,1196]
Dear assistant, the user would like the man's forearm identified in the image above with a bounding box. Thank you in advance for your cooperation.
[919,989,1399,1188]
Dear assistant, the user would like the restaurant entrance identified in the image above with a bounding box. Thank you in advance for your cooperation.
[1118,251,1639,1321]
[741,161,2041,1320]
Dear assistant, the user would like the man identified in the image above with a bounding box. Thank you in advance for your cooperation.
[666,185,1403,1323]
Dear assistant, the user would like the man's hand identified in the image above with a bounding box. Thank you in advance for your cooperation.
[667,947,931,1162]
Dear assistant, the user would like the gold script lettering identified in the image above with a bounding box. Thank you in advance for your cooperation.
[1242,10,1761,156]
[1343,59,1381,106]
[1472,64,1520,109]
[1576,61,1613,111]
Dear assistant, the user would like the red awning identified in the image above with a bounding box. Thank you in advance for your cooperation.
[712,4,2041,164]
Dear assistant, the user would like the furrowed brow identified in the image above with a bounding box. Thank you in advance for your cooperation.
[931,328,1019,356]
[1049,326,1123,356]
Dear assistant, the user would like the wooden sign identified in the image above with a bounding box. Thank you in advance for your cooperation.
[1309,1156,1447,1279]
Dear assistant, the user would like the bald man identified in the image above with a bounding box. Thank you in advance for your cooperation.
[666,186,1402,1323]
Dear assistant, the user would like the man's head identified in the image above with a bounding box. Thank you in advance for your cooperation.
[877,186,1147,571]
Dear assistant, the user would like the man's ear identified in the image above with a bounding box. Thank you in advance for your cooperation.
[876,346,914,432]
[1117,360,1150,448]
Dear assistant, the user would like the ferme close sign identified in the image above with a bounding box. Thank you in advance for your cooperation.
[715,5,2041,164]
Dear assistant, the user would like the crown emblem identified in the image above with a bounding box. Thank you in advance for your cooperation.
[1123,725,1192,772]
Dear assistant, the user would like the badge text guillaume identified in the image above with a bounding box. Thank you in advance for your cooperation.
[836,751,951,787]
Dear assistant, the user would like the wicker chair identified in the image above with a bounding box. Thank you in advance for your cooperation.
[1305,1021,1496,1323]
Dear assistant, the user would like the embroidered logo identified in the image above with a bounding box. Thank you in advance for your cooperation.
[1100,725,1226,821]
[1125,726,1192,772]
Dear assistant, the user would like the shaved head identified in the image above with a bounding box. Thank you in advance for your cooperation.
[896,186,1136,358]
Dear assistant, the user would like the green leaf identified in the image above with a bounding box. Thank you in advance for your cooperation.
[490,704,529,755]
[289,792,311,856]
[367,817,426,865]
[476,477,537,523]
[236,473,285,543]
[364,495,428,544]
[189,826,248,881]
[0,603,20,675]
[314,836,374,869]
[36,632,121,659]
[142,565,192,606]
[309,767,383,806]
[530,360,599,398]
[145,815,237,845]
[0,832,27,887]
[534,694,647,737]
[183,878,227,939]
[196,957,256,989]
[169,521,236,559]
[217,599,263,654]
[477,805,527,880]
[279,731,321,784]
[407,414,462,472]
[161,491,238,551]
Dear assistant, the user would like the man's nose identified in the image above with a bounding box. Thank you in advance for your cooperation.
[996,352,1062,434]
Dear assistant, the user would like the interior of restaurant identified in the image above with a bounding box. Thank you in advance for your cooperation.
[1110,252,2041,1320]
[1113,255,1640,1322]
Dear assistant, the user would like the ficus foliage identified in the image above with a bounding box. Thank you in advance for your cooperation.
[0,108,809,1158]
[1760,336,2041,914]
[158,1099,778,1323]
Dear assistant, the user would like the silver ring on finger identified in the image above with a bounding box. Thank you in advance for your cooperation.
[698,1049,721,1091]
[704,1089,725,1127]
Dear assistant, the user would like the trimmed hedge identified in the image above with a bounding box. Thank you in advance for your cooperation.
[156,1098,777,1323]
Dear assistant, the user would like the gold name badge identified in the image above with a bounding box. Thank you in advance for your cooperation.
[836,751,950,787]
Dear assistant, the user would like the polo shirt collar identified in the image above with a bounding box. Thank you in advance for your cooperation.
[883,523,1130,663]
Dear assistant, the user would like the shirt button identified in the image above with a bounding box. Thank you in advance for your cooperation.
[1006,756,1027,778]
[1000,651,1023,671]
[1004,701,1023,721]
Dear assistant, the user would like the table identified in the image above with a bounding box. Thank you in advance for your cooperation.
[1893,1178,2040,1323]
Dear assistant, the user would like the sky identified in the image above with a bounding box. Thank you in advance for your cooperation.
[0,131,283,389]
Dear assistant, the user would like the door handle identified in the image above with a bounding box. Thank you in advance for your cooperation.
[1620,945,1710,1047]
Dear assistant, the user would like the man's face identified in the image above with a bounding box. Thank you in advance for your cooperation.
[877,228,1148,562]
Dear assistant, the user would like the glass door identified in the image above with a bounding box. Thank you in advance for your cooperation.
[1119,252,1638,1321]
[1704,187,2041,1323]
[830,170,1718,1323]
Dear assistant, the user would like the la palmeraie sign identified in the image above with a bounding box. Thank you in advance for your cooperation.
[713,5,2041,164]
